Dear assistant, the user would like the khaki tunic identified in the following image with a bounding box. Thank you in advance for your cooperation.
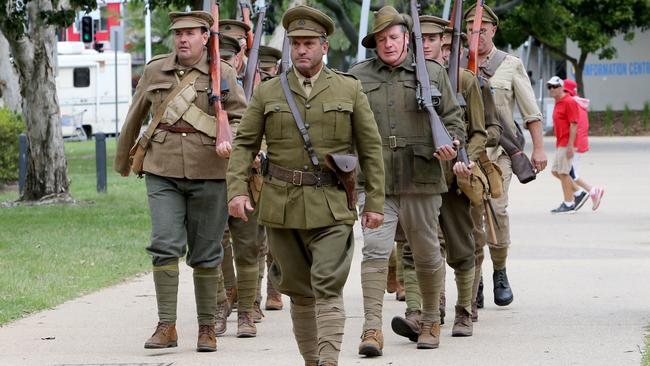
[114,50,247,179]
[484,46,542,160]
[227,66,385,230]
[349,53,465,195]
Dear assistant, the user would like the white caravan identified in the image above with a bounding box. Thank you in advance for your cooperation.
[56,42,132,138]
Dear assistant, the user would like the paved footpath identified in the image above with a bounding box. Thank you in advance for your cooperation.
[1,137,649,366]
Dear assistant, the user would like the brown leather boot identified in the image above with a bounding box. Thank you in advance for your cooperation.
[390,309,421,342]
[358,329,383,357]
[386,265,397,293]
[253,300,265,323]
[265,286,283,310]
[237,311,257,338]
[320,362,337,366]
[471,300,478,322]
[144,322,177,349]
[395,280,405,301]
[304,362,318,366]
[215,301,229,336]
[226,287,237,313]
[196,324,216,352]
[416,321,440,349]
[452,305,473,337]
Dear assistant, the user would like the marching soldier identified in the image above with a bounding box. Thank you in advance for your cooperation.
[114,11,246,352]
[464,4,547,309]
[350,6,464,354]
[227,6,385,365]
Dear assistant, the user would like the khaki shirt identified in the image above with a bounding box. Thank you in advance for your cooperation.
[227,66,385,230]
[483,46,542,159]
[114,51,246,179]
[349,53,465,195]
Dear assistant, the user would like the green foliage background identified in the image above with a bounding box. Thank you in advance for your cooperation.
[0,109,24,184]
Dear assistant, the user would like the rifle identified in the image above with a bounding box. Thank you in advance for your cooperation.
[467,0,484,74]
[243,4,266,102]
[409,0,454,152]
[447,0,470,165]
[240,2,255,51]
[209,1,233,147]
[280,34,291,74]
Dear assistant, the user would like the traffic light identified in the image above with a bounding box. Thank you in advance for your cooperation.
[81,16,93,43]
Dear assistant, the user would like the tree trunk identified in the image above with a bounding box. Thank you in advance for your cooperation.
[576,52,588,98]
[0,0,70,201]
[0,33,22,113]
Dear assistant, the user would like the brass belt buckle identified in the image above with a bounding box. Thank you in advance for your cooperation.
[389,135,397,149]
[292,170,303,186]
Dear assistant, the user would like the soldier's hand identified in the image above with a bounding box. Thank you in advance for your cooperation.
[216,141,233,158]
[252,151,263,170]
[229,195,254,222]
[433,143,457,161]
[453,161,474,178]
[531,147,548,173]
[361,212,384,229]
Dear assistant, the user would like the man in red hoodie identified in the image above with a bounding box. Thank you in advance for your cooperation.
[548,76,604,213]
[563,79,605,211]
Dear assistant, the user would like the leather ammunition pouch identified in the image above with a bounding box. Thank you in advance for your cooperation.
[325,153,359,210]
[457,163,489,206]
[478,151,503,198]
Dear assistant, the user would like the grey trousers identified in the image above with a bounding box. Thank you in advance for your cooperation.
[145,174,228,268]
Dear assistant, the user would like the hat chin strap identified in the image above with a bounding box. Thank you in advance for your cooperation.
[395,32,408,66]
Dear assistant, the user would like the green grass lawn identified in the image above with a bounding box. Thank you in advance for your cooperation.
[644,327,650,366]
[0,139,151,324]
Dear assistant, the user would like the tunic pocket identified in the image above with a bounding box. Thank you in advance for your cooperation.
[411,145,441,184]
[146,82,173,113]
[264,102,292,140]
[258,178,287,225]
[322,101,353,140]
[324,187,356,221]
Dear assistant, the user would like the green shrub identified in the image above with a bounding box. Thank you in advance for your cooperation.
[622,104,631,135]
[0,108,24,184]
[643,101,649,130]
[604,105,614,135]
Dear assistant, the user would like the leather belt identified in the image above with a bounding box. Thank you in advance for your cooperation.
[382,136,432,149]
[267,163,337,186]
[157,124,199,134]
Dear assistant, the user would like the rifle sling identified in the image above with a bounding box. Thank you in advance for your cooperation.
[279,69,321,169]
[138,69,201,149]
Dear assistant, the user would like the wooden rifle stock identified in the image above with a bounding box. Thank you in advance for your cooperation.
[243,5,266,101]
[280,35,291,73]
[468,0,484,74]
[448,0,470,165]
[240,2,254,51]
[209,1,233,148]
[409,0,453,151]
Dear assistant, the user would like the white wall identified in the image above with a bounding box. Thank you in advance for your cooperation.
[567,28,650,111]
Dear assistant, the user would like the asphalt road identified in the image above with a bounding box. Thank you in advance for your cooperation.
[1,137,649,366]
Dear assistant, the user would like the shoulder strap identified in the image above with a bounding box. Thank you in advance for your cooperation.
[279,69,320,169]
[138,69,201,148]
[480,50,508,79]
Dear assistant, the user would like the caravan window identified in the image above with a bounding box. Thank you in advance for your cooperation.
[73,67,90,87]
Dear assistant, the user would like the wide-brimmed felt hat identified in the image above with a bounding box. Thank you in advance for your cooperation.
[282,5,335,38]
[362,6,412,49]
[169,11,213,30]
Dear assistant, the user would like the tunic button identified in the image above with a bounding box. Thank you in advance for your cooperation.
[274,106,280,112]
[337,104,342,110]
[181,133,187,137]
[305,104,311,109]
[305,124,310,129]
[179,70,185,76]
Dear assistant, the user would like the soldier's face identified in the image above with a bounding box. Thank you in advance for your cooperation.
[174,27,209,66]
[290,37,328,77]
[466,21,496,55]
[422,33,443,62]
[441,44,451,65]
[375,25,409,67]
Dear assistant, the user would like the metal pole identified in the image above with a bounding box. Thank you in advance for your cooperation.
[113,28,119,137]
[442,0,452,20]
[356,0,371,62]
[18,133,27,195]
[145,0,152,63]
[95,132,107,193]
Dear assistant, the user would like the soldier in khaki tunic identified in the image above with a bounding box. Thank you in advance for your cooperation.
[114,11,246,352]
[391,15,488,341]
[350,6,465,354]
[464,4,547,308]
[227,6,385,365]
